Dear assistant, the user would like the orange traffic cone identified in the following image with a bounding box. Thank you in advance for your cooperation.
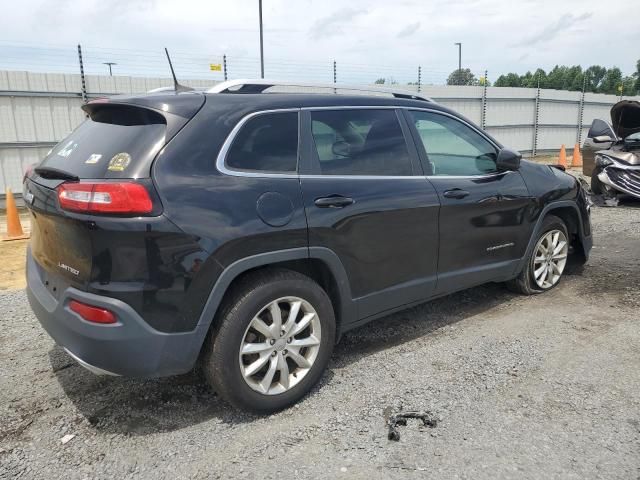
[572,143,582,167]
[2,188,29,241]
[558,145,567,167]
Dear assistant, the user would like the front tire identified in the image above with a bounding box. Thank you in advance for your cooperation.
[202,269,335,413]
[507,215,569,295]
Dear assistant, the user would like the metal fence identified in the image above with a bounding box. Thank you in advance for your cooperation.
[1,67,638,195]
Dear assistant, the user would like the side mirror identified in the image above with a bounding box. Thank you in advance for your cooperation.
[331,141,350,157]
[496,148,521,171]
[593,135,613,143]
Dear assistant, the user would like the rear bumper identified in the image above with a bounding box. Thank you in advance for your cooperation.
[26,248,209,377]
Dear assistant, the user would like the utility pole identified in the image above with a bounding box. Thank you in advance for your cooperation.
[454,42,462,79]
[103,62,117,76]
[259,0,265,78]
[455,43,462,71]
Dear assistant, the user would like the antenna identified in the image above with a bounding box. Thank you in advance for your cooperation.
[164,48,193,93]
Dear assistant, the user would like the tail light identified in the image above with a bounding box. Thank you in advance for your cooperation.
[69,300,117,324]
[57,182,153,215]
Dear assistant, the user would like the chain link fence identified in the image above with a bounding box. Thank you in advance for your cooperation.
[0,42,473,89]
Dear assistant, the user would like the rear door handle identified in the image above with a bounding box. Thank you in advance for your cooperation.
[443,189,470,199]
[314,195,354,208]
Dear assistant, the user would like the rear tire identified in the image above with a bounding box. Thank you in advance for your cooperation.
[202,269,335,413]
[507,215,569,295]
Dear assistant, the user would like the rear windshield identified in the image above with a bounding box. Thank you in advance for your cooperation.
[38,105,166,179]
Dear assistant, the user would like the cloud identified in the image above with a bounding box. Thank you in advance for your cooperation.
[512,12,592,47]
[0,1,635,81]
[396,22,420,38]
[308,8,368,40]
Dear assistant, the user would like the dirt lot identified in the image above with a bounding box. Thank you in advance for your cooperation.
[0,240,28,291]
[0,210,30,290]
[1,200,639,479]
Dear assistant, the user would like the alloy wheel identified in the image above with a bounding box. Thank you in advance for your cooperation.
[239,297,321,395]
[532,229,568,289]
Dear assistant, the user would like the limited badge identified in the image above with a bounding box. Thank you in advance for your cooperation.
[108,152,131,172]
[85,154,102,164]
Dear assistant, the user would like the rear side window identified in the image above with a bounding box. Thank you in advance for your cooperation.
[310,109,413,176]
[226,112,298,173]
[39,105,166,179]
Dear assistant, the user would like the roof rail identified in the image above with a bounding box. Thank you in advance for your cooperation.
[146,86,207,94]
[206,79,433,102]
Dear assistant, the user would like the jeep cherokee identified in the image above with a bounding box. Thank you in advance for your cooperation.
[24,80,592,412]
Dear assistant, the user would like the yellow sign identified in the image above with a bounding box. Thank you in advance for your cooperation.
[617,85,623,93]
[210,64,222,72]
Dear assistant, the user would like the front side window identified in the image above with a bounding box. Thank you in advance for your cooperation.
[310,109,413,176]
[226,112,298,173]
[409,111,498,176]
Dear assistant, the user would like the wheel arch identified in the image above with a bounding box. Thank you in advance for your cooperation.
[517,201,590,275]
[196,247,355,346]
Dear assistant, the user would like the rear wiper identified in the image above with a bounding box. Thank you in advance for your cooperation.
[34,166,79,181]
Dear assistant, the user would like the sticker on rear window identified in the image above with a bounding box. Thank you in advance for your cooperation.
[108,152,131,172]
[85,154,102,164]
[57,141,77,158]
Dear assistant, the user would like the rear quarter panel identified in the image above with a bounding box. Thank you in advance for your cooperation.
[151,100,308,330]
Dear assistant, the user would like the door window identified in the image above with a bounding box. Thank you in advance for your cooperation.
[226,112,298,173]
[409,111,498,176]
[310,109,413,176]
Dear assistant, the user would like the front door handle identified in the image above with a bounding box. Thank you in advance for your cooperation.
[443,188,470,199]
[314,195,354,208]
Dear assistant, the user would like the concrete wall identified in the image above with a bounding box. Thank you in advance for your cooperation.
[1,70,638,194]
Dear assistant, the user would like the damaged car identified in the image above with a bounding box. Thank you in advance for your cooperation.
[583,100,640,199]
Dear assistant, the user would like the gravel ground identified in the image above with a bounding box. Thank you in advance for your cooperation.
[1,200,639,480]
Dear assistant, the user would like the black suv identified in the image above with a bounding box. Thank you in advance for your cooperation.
[25,80,592,412]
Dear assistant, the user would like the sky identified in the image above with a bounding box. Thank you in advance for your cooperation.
[0,0,637,83]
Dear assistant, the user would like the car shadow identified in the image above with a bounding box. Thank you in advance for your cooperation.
[49,347,260,435]
[619,195,640,208]
[51,282,519,436]
[333,282,515,364]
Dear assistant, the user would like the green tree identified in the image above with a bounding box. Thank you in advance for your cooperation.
[447,68,477,86]
[599,67,623,94]
[632,59,640,94]
[568,71,585,91]
[494,72,521,87]
[523,69,547,88]
[584,65,607,92]
[546,65,569,90]
[520,71,534,88]
[373,77,397,85]
[483,60,640,94]
[621,76,636,96]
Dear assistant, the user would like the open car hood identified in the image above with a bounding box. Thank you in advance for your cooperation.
[611,100,640,139]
